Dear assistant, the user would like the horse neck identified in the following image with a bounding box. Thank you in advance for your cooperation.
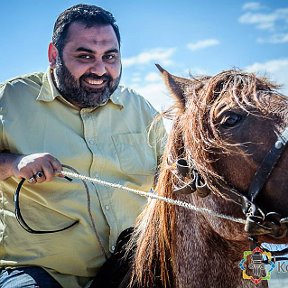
[174,195,269,288]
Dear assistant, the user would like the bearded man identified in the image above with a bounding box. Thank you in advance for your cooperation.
[0,4,166,288]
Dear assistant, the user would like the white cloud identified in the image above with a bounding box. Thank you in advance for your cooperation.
[239,4,288,43]
[257,32,288,44]
[245,58,288,94]
[130,80,172,111]
[239,6,288,31]
[187,39,220,51]
[145,72,161,82]
[131,75,142,83]
[135,80,173,131]
[122,48,176,67]
[239,12,278,30]
[242,2,263,11]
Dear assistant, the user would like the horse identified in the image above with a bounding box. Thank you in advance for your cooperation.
[93,66,288,288]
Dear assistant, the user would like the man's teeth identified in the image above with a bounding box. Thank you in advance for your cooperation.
[86,79,104,85]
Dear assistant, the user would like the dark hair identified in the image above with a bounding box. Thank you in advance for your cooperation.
[52,4,120,55]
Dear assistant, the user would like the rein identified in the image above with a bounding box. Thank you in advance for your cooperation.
[14,164,109,259]
[13,124,288,260]
[14,173,77,234]
[14,165,288,261]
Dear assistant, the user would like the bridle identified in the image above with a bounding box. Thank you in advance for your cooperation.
[174,126,288,255]
[243,126,288,239]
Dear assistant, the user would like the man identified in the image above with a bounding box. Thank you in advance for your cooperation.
[0,4,166,288]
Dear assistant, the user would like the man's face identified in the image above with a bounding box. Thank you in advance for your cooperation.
[52,22,121,108]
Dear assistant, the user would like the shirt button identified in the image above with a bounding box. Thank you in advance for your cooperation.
[105,205,110,210]
[111,245,115,252]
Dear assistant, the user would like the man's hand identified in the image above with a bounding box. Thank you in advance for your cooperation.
[0,152,62,183]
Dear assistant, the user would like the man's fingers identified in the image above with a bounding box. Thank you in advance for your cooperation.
[51,159,62,174]
[42,163,55,182]
[15,154,63,183]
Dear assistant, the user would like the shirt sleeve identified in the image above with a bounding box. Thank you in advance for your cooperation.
[147,112,168,166]
[155,116,168,165]
[0,83,11,152]
[0,84,5,150]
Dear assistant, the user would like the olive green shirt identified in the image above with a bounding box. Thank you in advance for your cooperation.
[0,69,166,287]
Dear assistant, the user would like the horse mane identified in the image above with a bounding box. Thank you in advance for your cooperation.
[129,69,286,287]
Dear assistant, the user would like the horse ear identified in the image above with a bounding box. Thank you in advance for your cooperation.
[155,64,188,111]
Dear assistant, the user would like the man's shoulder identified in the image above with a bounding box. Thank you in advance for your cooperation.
[0,71,46,102]
[1,72,45,89]
[115,85,158,114]
[117,85,144,99]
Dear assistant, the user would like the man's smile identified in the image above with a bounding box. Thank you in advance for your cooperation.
[82,77,107,88]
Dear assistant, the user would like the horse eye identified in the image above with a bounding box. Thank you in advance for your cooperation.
[221,113,242,128]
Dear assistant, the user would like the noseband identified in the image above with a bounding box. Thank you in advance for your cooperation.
[174,127,288,239]
[243,126,288,238]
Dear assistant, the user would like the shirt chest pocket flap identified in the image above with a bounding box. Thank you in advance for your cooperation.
[112,133,157,175]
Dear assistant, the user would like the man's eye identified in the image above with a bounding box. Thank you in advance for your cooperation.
[103,54,116,61]
[220,112,243,128]
[78,55,92,60]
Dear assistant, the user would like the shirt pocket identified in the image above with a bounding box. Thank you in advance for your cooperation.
[112,133,157,175]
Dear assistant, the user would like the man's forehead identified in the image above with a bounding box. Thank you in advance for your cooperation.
[65,22,118,47]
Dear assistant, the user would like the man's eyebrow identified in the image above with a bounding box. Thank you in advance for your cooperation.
[75,47,95,53]
[104,48,119,54]
[75,47,119,54]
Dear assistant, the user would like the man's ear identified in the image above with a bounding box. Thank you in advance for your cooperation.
[48,43,58,69]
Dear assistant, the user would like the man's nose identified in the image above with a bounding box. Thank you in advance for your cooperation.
[89,60,106,76]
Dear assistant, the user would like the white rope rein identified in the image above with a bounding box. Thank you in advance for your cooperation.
[62,171,246,225]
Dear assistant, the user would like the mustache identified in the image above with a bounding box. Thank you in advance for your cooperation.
[80,73,112,82]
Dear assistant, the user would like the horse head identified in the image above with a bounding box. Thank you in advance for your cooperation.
[156,64,288,242]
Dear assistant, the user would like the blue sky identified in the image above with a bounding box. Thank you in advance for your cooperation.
[1,0,287,111]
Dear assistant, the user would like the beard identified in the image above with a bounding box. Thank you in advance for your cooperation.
[54,56,121,108]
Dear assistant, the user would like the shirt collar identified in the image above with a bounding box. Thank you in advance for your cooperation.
[37,67,125,109]
[109,86,125,108]
[37,67,61,102]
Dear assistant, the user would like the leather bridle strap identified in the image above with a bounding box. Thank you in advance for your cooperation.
[247,127,288,202]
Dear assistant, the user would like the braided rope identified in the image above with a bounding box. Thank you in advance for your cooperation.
[62,170,246,225]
